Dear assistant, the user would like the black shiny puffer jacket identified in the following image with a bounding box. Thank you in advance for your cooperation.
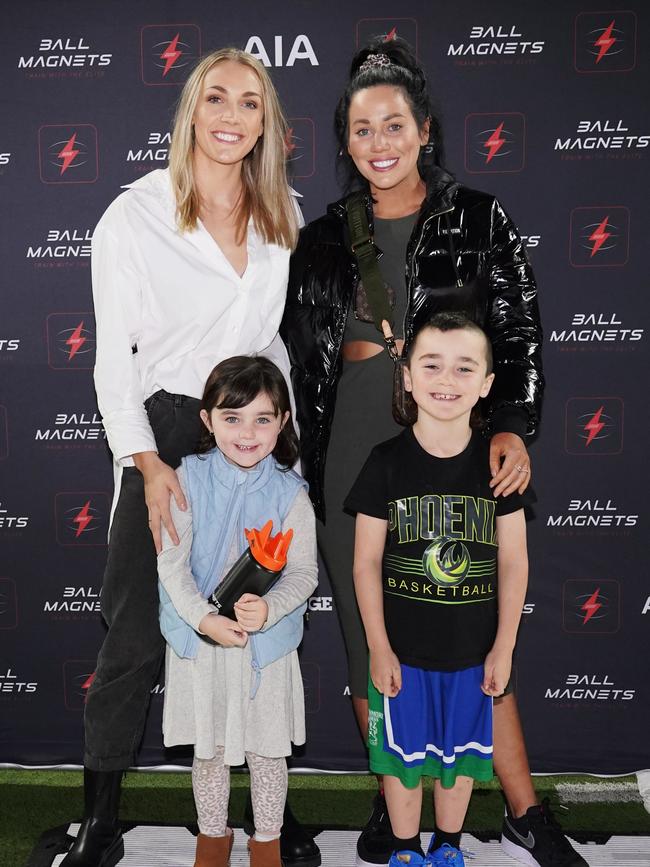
[280,172,544,521]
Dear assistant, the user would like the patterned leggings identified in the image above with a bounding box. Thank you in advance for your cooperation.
[192,748,288,837]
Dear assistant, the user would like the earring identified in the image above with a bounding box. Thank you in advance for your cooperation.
[420,142,436,168]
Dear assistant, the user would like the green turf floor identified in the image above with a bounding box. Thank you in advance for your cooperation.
[2,769,649,867]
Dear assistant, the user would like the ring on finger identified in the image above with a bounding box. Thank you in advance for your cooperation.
[515,464,529,473]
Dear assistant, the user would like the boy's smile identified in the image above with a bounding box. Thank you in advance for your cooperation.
[404,327,494,427]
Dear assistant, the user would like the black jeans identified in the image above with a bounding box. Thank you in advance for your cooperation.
[84,391,203,771]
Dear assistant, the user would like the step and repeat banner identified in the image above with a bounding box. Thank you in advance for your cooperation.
[1,1,648,774]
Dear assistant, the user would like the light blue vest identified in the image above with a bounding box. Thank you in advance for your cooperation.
[159,449,308,694]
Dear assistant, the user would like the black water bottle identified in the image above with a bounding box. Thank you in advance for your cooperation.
[208,520,293,619]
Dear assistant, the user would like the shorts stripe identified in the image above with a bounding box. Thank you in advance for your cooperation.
[384,692,492,763]
[368,663,493,788]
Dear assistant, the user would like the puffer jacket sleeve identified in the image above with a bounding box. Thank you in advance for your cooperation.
[485,198,544,438]
[280,217,354,517]
[282,226,320,410]
[280,226,325,491]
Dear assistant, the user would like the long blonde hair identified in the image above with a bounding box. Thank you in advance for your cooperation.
[168,48,298,249]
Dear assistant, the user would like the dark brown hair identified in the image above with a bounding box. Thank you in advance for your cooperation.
[406,312,493,374]
[334,36,446,193]
[198,356,299,468]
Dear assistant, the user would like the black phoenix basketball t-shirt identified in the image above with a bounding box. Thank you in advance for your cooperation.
[345,428,529,672]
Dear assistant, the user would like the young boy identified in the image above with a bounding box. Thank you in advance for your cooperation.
[345,312,530,867]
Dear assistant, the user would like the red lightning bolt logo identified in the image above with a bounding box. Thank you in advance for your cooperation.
[82,672,96,701]
[483,122,506,163]
[73,501,94,537]
[588,216,611,257]
[594,20,616,64]
[57,133,79,175]
[583,406,605,446]
[581,588,602,624]
[65,321,86,360]
[160,33,182,77]
[384,27,398,41]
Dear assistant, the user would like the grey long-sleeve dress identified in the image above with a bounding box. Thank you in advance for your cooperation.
[157,468,318,764]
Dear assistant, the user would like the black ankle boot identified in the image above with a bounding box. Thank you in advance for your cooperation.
[61,768,125,866]
[243,792,321,867]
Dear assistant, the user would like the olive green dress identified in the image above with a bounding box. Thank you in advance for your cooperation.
[317,212,418,698]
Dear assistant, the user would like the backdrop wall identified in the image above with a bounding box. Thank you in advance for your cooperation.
[1,0,648,774]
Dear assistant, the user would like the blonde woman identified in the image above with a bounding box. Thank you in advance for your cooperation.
[61,49,317,867]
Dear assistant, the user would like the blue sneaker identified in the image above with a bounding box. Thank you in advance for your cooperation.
[389,851,431,866]
[427,843,465,865]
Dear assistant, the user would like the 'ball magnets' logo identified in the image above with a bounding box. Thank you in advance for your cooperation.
[55,493,110,546]
[422,537,471,587]
[565,398,623,455]
[563,579,620,634]
[465,113,525,173]
[574,12,637,72]
[38,124,98,184]
[569,207,629,268]
[356,18,418,54]
[46,313,96,369]
[141,25,201,85]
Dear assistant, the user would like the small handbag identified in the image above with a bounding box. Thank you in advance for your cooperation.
[346,194,416,426]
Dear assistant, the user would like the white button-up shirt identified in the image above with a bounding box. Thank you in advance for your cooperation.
[92,168,301,467]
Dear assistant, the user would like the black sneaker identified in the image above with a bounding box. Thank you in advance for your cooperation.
[356,792,395,866]
[501,798,589,866]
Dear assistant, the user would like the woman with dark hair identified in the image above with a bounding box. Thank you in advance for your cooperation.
[282,37,584,867]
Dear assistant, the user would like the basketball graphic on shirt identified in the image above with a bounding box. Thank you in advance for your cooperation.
[422,536,471,587]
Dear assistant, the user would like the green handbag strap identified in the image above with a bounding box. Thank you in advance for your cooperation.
[346,193,394,336]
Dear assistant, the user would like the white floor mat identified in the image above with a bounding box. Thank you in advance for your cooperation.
[52,825,650,866]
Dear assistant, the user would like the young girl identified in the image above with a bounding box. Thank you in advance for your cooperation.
[157,356,318,867]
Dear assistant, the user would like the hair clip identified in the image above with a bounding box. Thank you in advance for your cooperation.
[358,53,393,73]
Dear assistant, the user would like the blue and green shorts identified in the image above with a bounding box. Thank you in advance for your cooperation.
[367,662,493,789]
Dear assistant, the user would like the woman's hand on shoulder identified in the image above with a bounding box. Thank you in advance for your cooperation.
[234,593,269,633]
[489,432,531,496]
[198,613,248,648]
[133,451,187,553]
